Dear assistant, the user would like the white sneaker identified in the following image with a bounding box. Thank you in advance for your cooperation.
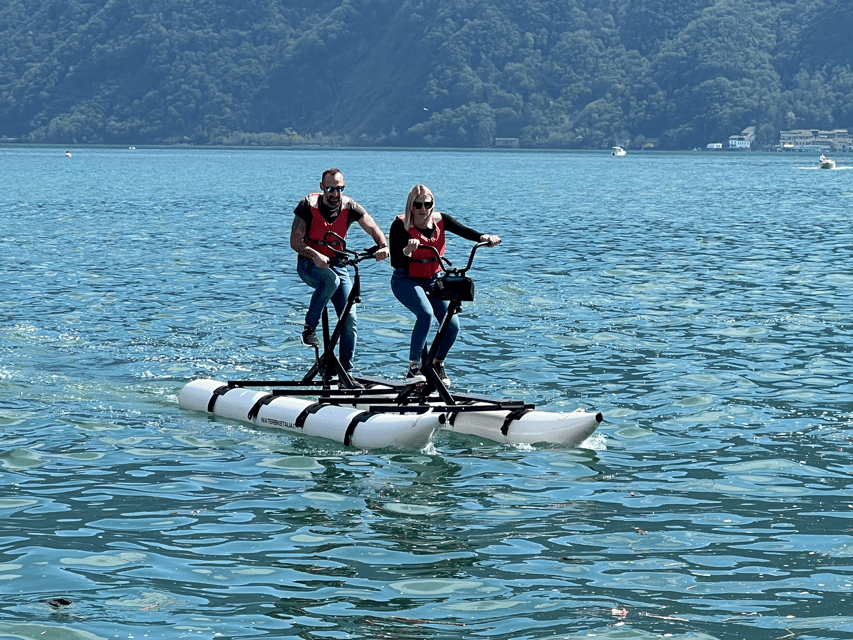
[433,361,451,387]
[406,363,426,384]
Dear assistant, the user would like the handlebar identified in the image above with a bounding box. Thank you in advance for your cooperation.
[322,231,382,265]
[423,241,490,276]
[321,231,493,272]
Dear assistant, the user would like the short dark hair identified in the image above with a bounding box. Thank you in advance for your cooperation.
[321,168,343,183]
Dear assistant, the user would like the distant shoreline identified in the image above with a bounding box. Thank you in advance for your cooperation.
[2,143,845,154]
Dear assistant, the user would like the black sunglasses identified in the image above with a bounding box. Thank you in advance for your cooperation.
[323,186,345,193]
[412,200,434,210]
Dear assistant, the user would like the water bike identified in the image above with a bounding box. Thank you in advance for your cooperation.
[179,233,602,449]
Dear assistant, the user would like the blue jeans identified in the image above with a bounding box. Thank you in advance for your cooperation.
[391,268,459,363]
[297,257,356,372]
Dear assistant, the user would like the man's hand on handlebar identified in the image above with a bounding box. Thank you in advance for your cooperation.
[374,246,390,261]
[311,252,331,269]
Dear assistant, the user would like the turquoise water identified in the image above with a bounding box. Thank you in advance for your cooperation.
[2,146,853,639]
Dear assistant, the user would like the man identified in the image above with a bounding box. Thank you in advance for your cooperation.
[290,168,389,374]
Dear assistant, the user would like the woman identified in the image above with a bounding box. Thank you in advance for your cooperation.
[389,184,501,385]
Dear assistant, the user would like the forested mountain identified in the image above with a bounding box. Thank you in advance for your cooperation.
[1,0,851,149]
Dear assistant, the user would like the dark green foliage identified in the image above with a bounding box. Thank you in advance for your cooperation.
[0,0,849,148]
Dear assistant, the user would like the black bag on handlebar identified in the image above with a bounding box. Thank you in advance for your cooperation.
[432,274,475,301]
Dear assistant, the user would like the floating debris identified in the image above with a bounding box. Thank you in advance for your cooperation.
[41,597,72,607]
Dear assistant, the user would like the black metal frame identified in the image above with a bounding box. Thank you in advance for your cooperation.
[299,234,372,390]
[226,237,533,416]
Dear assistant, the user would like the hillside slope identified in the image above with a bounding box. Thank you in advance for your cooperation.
[0,0,849,148]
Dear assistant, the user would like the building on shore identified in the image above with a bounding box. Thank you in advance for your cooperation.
[776,128,852,152]
[494,137,520,148]
[729,126,756,149]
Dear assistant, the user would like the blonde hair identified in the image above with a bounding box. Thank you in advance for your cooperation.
[402,184,435,229]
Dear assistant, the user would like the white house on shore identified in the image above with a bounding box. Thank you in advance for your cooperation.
[729,126,756,149]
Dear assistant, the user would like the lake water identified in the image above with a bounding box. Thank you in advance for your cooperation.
[2,146,853,639]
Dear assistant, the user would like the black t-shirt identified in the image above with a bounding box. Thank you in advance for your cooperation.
[389,213,482,270]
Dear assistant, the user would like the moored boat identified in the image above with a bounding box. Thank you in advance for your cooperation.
[611,146,626,156]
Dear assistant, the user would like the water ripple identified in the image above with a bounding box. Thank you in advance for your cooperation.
[2,148,853,638]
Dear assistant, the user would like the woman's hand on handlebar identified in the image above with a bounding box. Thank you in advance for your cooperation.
[403,238,421,258]
[480,234,501,246]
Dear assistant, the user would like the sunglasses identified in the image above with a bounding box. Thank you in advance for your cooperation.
[412,200,434,210]
[323,186,345,193]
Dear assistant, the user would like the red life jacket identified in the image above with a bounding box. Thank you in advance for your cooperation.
[304,193,351,258]
[407,214,445,278]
